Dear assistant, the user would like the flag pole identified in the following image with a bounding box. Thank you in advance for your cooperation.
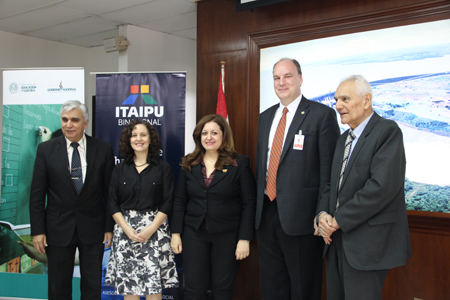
[220,61,225,93]
[216,60,228,121]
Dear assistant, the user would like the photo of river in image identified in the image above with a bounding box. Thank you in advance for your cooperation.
[260,19,450,212]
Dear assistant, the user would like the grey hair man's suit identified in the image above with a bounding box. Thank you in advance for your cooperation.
[317,112,412,299]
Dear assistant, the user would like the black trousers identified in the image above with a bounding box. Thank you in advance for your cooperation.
[46,228,104,300]
[326,230,388,300]
[182,222,240,300]
[257,195,324,300]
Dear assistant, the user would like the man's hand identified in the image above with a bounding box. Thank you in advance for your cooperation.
[318,212,337,245]
[33,234,48,254]
[103,232,113,248]
[313,216,320,236]
[332,217,340,230]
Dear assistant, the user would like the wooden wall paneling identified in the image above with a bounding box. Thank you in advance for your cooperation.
[198,0,443,56]
[296,0,375,25]
[196,56,217,117]
[374,0,436,11]
[233,242,261,300]
[197,0,374,55]
[382,212,450,299]
[246,4,450,298]
[197,0,450,299]
[246,1,450,49]
[196,51,250,155]
[246,35,261,169]
[383,231,450,299]
[197,0,255,55]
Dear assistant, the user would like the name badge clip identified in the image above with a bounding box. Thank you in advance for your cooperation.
[293,130,304,150]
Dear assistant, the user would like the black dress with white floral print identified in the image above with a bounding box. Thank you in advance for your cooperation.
[105,209,179,295]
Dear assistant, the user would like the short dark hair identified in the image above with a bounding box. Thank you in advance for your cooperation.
[181,114,237,170]
[119,119,161,163]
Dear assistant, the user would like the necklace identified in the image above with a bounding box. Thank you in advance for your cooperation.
[204,159,217,165]
[135,162,148,167]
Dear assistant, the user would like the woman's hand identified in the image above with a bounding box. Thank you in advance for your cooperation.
[103,232,113,248]
[137,226,156,242]
[235,240,250,260]
[171,233,182,254]
[123,225,145,243]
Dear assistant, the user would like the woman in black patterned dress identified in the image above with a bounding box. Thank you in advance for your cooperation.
[105,119,178,300]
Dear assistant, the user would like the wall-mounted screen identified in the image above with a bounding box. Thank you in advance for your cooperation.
[260,19,450,213]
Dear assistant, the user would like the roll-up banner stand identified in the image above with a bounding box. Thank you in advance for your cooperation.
[1,68,85,299]
[94,72,185,300]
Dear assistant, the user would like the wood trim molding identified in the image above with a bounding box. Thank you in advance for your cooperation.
[248,1,450,48]
[408,210,450,235]
[246,0,450,231]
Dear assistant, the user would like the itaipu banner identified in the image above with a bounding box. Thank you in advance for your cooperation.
[95,72,185,300]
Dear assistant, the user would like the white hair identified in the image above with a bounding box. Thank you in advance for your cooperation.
[60,100,89,123]
[341,75,373,99]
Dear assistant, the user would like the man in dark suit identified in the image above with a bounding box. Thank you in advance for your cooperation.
[255,58,340,299]
[30,100,114,300]
[316,75,412,300]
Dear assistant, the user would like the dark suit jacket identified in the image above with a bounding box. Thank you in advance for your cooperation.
[255,96,340,235]
[171,155,256,241]
[317,112,412,270]
[30,135,114,247]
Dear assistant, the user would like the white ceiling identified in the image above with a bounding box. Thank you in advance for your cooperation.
[0,0,198,48]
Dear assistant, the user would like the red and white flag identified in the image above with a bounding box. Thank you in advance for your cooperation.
[216,65,228,122]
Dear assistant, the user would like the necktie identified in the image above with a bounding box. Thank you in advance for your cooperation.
[71,142,83,195]
[336,130,356,210]
[267,107,288,201]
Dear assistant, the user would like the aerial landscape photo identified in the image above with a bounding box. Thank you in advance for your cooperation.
[260,19,450,212]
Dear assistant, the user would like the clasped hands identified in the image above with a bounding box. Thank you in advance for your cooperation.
[313,212,340,245]
[124,225,155,243]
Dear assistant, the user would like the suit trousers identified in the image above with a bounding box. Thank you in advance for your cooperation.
[257,195,323,300]
[326,230,388,300]
[182,222,240,300]
[46,228,104,300]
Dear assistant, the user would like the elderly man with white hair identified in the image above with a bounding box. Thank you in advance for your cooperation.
[315,75,412,300]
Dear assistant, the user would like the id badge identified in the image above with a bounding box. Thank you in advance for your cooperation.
[293,130,304,150]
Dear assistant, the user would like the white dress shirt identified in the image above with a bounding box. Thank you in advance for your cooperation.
[265,94,302,179]
[349,112,374,158]
[65,134,87,183]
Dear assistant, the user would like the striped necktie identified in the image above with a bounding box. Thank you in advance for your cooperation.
[71,142,83,195]
[267,107,288,201]
[336,130,356,210]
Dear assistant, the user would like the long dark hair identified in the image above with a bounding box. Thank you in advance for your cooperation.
[119,119,161,163]
[181,114,238,171]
